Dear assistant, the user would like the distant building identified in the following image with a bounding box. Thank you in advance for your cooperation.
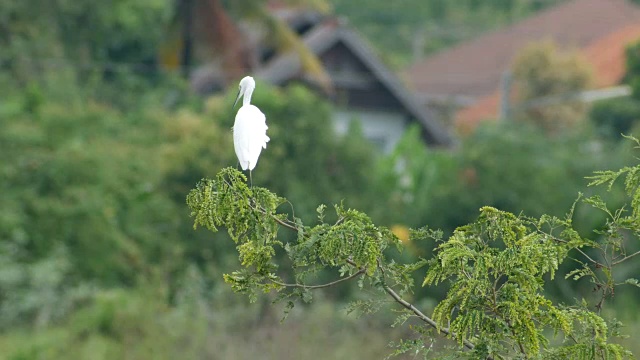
[256,13,452,152]
[188,7,453,152]
[404,0,640,133]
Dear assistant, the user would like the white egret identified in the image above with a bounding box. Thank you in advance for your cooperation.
[232,76,270,185]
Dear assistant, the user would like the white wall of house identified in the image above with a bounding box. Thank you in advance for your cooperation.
[333,109,407,153]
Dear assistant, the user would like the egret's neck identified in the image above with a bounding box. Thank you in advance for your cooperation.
[243,86,254,106]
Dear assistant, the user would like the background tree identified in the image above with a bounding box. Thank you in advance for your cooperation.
[589,39,640,140]
[0,0,170,88]
[511,41,593,133]
[161,0,331,88]
[626,37,640,98]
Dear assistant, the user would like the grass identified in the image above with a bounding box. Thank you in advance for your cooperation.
[1,286,638,359]
[0,289,414,360]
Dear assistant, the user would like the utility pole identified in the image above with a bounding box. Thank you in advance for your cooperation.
[499,70,512,121]
[180,0,194,79]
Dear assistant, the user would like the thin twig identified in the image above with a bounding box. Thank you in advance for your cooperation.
[224,178,483,355]
[506,318,528,358]
[573,248,603,267]
[612,249,640,266]
[269,212,298,231]
[270,267,366,289]
[547,234,604,268]
[369,260,484,356]
[381,283,480,352]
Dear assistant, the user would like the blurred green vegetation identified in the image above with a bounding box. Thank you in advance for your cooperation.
[1,0,640,358]
[589,38,640,141]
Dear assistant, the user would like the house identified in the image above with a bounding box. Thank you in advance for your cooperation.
[254,11,452,152]
[404,0,640,132]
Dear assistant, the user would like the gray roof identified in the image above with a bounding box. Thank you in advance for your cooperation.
[256,20,453,147]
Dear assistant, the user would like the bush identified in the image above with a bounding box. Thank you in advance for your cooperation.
[590,97,640,140]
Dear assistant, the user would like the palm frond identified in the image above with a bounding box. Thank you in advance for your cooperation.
[259,6,333,92]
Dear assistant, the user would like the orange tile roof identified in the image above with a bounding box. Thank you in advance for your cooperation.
[454,25,640,134]
[585,24,640,87]
[455,91,501,135]
[406,0,640,100]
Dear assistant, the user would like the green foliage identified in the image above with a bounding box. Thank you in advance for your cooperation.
[0,101,182,285]
[187,137,640,358]
[0,274,217,360]
[0,0,170,89]
[187,167,397,305]
[590,97,640,140]
[371,123,636,307]
[0,282,404,360]
[377,122,629,238]
[423,206,621,358]
[626,40,640,100]
[0,245,93,330]
[588,39,640,141]
[511,41,593,133]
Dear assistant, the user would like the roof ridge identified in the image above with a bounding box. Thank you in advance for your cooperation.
[256,19,453,146]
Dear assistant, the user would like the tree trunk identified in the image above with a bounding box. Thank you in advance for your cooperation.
[205,0,251,83]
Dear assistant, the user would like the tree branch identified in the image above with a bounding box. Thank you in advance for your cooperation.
[366,259,487,357]
[612,249,640,266]
[231,180,483,355]
[546,234,604,268]
[269,212,298,232]
[270,267,366,289]
[380,283,476,349]
[506,318,528,358]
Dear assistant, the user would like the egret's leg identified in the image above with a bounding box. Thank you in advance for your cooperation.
[249,169,253,187]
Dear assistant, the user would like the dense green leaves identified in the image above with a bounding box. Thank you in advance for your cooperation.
[187,167,397,303]
[0,102,180,284]
[188,158,639,358]
[589,39,640,141]
[590,97,640,140]
[420,206,619,358]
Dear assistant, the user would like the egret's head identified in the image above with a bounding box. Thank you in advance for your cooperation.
[233,76,256,108]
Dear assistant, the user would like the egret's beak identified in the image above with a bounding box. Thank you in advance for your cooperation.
[233,89,242,109]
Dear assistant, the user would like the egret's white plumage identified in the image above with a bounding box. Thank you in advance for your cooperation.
[233,76,270,177]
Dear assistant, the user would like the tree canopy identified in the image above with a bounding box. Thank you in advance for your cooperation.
[187,144,640,358]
